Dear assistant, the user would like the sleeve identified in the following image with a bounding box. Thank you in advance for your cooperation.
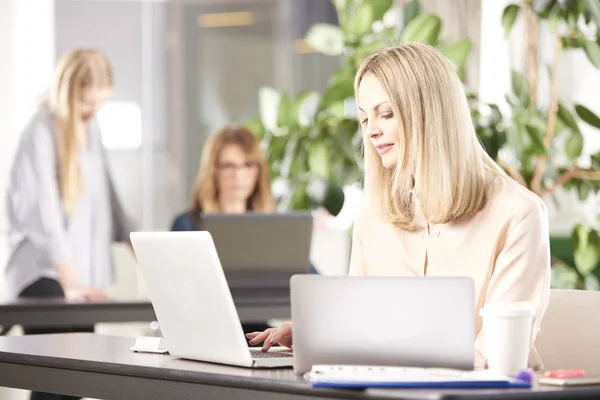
[348,202,367,276]
[474,202,551,370]
[21,125,72,265]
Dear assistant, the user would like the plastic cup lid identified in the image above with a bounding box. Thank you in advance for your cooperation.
[479,301,534,318]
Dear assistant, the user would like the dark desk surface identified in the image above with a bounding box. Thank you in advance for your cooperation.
[0,333,599,400]
[0,295,290,329]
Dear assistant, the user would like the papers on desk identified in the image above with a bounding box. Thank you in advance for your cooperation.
[306,365,532,389]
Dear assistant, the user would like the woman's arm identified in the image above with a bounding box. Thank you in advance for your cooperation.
[474,202,551,369]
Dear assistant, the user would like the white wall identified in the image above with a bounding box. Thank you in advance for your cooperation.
[0,0,55,299]
[479,0,600,235]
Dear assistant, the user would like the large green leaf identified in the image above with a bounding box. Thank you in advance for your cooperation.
[525,123,547,155]
[551,264,579,289]
[365,0,393,23]
[502,4,521,38]
[244,117,264,139]
[296,91,321,127]
[574,241,600,275]
[399,13,442,45]
[276,90,296,132]
[356,39,387,65]
[305,23,345,56]
[437,40,473,72]
[586,0,600,27]
[308,140,331,179]
[321,80,355,108]
[573,223,590,249]
[289,183,314,211]
[557,102,581,133]
[565,131,584,160]
[583,39,600,69]
[575,104,600,129]
[402,0,424,28]
[323,181,345,216]
[345,2,375,37]
[511,70,531,107]
[258,86,281,132]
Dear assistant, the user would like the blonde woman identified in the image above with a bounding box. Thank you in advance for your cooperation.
[247,43,551,371]
[5,49,134,344]
[171,125,275,230]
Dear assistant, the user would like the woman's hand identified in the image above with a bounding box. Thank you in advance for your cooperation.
[246,322,293,352]
[56,263,108,301]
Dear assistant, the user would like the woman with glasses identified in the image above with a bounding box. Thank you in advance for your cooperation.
[171,125,274,231]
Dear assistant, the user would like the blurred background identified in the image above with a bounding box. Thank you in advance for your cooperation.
[1,0,600,397]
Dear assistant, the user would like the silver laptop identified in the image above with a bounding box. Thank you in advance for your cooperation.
[290,275,475,374]
[130,231,294,368]
[198,212,313,271]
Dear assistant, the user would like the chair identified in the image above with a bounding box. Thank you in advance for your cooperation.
[536,289,600,373]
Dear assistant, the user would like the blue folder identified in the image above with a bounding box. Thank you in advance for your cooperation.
[307,365,532,389]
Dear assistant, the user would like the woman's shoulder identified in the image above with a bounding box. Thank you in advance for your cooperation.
[487,174,547,223]
[171,210,197,231]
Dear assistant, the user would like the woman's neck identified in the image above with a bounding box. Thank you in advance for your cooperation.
[218,200,247,214]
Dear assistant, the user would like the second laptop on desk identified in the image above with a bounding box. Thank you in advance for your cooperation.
[131,229,476,372]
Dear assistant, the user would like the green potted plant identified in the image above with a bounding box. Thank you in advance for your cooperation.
[492,0,600,289]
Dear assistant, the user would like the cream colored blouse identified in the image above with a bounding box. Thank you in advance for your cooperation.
[348,175,551,369]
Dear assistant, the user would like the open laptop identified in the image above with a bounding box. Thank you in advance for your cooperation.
[290,275,475,374]
[130,231,294,368]
[197,212,313,271]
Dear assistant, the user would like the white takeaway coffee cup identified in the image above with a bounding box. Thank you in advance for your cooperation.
[480,301,534,376]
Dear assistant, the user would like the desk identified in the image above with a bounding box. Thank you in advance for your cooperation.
[0,295,290,333]
[0,334,599,400]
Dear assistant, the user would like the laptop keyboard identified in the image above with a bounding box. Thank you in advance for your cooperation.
[250,349,293,359]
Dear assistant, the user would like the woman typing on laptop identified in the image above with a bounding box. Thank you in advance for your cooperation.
[247,43,551,371]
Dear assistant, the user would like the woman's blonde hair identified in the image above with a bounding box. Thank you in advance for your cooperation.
[47,48,113,216]
[189,125,274,226]
[354,43,502,231]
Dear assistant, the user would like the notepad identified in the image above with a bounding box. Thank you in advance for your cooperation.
[306,365,532,389]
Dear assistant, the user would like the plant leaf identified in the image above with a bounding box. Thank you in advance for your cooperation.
[244,117,265,139]
[345,2,375,37]
[297,91,321,127]
[557,102,581,133]
[573,223,590,249]
[583,39,600,69]
[356,39,387,64]
[308,140,331,179]
[551,264,579,289]
[365,0,393,22]
[565,131,584,160]
[399,13,442,45]
[305,23,345,56]
[402,0,424,28]
[258,86,281,133]
[502,4,521,38]
[323,181,346,216]
[525,123,547,155]
[437,40,473,72]
[511,70,531,107]
[575,104,600,129]
[574,243,600,275]
[321,80,355,108]
[585,0,600,27]
[276,90,295,131]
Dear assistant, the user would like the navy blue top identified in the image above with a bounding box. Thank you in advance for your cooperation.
[170,210,318,274]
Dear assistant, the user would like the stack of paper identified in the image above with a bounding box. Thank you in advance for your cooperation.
[307,365,532,389]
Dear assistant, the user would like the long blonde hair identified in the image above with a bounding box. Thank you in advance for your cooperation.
[189,125,274,227]
[47,48,113,216]
[354,43,502,231]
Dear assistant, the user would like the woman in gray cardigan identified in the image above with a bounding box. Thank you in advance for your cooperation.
[5,48,135,400]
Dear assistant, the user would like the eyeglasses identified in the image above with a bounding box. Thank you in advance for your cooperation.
[217,161,259,173]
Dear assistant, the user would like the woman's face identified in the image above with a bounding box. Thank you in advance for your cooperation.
[79,87,111,122]
[357,72,400,169]
[215,143,260,206]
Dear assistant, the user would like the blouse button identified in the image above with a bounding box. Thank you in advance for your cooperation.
[433,230,441,237]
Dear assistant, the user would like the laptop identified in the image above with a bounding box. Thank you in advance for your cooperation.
[130,231,294,368]
[290,275,475,374]
[197,212,313,271]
